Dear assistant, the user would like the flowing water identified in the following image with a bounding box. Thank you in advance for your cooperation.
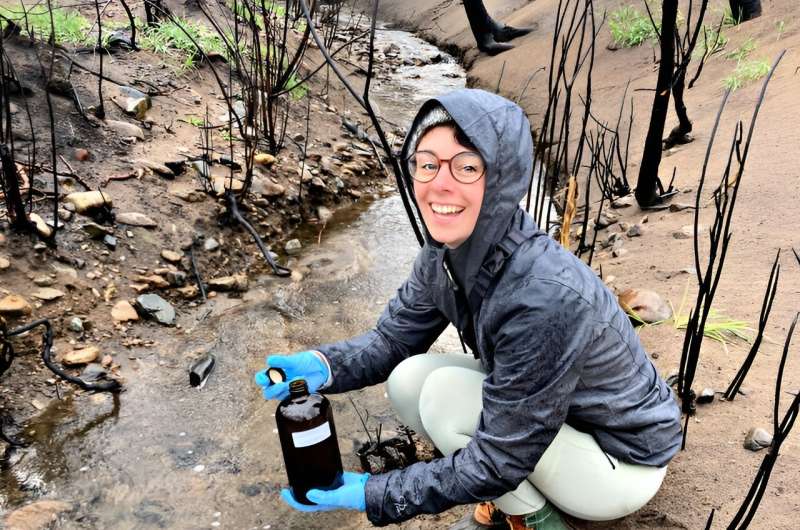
[0,25,469,530]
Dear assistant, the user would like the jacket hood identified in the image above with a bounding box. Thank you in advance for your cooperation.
[400,88,534,298]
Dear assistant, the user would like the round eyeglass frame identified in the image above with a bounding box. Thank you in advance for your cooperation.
[406,150,486,184]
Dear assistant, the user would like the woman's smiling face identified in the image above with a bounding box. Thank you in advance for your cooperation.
[412,126,486,248]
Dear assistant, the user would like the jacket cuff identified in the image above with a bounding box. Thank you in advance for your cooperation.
[311,350,333,389]
[364,472,390,526]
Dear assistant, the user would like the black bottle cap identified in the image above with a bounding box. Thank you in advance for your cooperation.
[289,379,309,396]
[267,367,286,385]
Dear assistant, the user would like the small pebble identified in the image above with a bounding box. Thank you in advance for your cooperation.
[193,464,205,472]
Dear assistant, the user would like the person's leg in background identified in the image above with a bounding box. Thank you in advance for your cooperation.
[462,0,534,56]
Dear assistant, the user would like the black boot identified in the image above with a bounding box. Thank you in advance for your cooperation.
[463,0,515,55]
[491,23,533,43]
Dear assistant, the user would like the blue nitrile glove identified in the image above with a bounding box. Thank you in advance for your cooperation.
[280,471,369,512]
[254,350,330,401]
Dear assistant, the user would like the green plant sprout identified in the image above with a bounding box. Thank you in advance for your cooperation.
[726,36,756,62]
[693,24,728,58]
[776,20,787,41]
[723,59,771,90]
[180,115,206,127]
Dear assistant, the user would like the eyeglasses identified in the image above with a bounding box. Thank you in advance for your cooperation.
[407,150,486,184]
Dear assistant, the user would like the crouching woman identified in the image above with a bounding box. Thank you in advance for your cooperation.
[255,88,682,529]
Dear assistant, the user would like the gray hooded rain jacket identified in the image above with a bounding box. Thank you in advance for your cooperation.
[316,89,682,526]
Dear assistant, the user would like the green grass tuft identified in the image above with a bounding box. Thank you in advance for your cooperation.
[0,3,91,45]
[725,36,756,62]
[609,5,660,48]
[723,59,771,90]
[139,17,227,69]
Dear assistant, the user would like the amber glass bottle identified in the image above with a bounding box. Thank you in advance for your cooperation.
[276,379,344,504]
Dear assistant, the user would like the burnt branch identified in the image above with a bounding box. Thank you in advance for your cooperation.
[677,51,785,447]
[4,319,121,392]
[723,249,780,400]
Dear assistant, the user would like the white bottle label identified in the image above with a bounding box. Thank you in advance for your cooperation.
[291,422,332,448]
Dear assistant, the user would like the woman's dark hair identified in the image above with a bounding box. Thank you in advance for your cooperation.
[451,124,478,151]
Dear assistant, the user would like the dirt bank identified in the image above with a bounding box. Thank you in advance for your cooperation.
[378,0,800,528]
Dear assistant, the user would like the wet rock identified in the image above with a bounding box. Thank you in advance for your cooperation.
[165,270,187,287]
[58,208,73,222]
[4,499,72,530]
[310,176,326,190]
[68,317,84,333]
[285,239,302,255]
[105,119,145,140]
[135,294,176,326]
[74,148,90,161]
[137,159,174,177]
[111,300,139,322]
[135,274,170,289]
[596,212,618,228]
[204,237,220,251]
[62,346,100,366]
[161,250,182,263]
[0,294,33,316]
[64,191,112,214]
[28,213,52,238]
[212,176,244,196]
[208,274,248,292]
[697,388,715,404]
[611,194,635,208]
[618,288,672,323]
[254,153,277,167]
[255,178,286,198]
[31,288,64,302]
[0,256,9,270]
[80,364,108,382]
[603,232,623,249]
[627,224,644,237]
[177,285,199,299]
[116,212,157,227]
[83,222,112,239]
[744,427,772,451]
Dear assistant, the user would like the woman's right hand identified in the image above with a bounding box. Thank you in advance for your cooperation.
[254,350,330,400]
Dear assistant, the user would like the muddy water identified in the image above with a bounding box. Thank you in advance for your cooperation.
[0,26,467,530]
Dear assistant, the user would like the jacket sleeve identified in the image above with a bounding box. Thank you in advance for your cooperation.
[315,250,449,393]
[364,280,597,526]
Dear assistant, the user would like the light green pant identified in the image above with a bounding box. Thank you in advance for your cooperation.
[386,353,667,521]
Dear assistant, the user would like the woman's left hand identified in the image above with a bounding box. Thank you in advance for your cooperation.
[280,471,370,512]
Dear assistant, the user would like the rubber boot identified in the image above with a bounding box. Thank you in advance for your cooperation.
[505,502,571,530]
[463,0,514,55]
